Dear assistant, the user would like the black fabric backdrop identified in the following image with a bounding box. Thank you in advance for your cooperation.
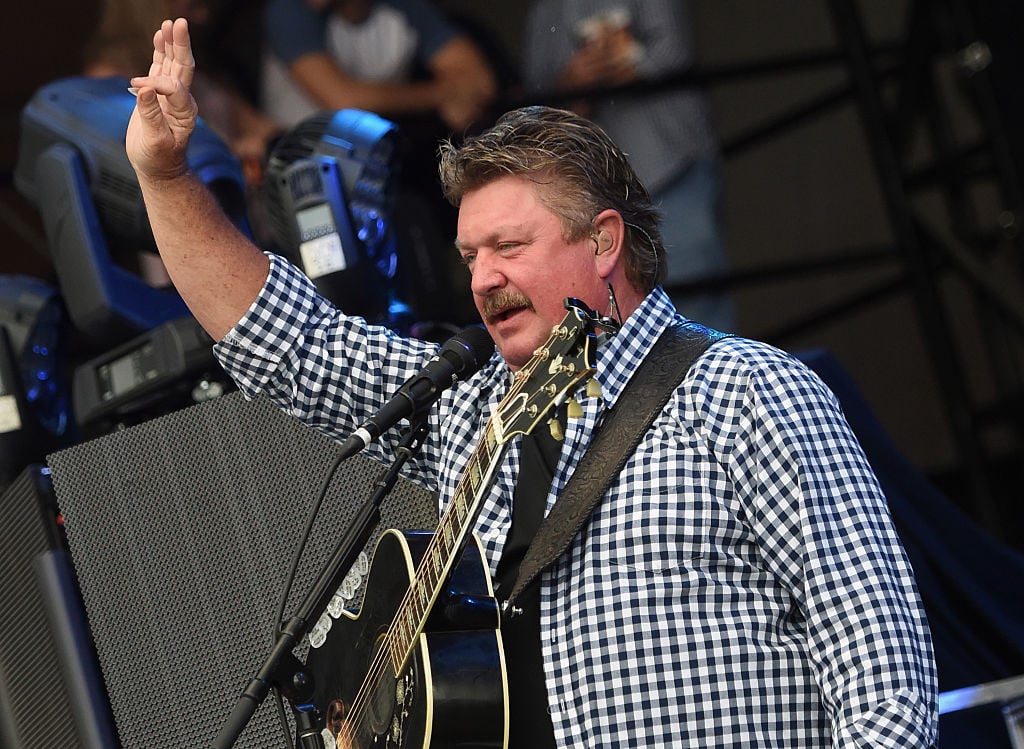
[799,348,1024,748]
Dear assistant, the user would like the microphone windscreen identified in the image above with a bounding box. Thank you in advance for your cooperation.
[448,325,495,373]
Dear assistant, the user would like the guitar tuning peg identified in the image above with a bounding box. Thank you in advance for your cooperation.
[548,417,565,441]
[586,379,603,399]
[566,398,584,420]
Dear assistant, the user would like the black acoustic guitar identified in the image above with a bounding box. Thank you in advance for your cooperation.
[305,300,600,749]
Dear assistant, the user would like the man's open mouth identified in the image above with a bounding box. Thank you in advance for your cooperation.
[491,305,527,323]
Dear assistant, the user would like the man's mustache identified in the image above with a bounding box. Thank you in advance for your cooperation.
[481,290,533,322]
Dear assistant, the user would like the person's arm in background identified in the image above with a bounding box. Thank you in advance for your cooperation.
[265,0,495,130]
[618,0,694,80]
[127,18,270,341]
[425,33,496,132]
[521,0,629,118]
[523,0,689,116]
[189,74,283,178]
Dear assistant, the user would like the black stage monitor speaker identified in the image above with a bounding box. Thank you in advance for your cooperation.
[46,391,438,749]
[0,465,118,749]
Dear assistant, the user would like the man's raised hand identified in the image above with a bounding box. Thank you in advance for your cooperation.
[126,18,199,183]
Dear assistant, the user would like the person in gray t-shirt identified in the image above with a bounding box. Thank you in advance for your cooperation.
[523,0,735,331]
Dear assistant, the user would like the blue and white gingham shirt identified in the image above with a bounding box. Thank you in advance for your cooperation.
[216,253,938,747]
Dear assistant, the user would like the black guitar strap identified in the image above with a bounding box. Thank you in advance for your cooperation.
[503,321,731,613]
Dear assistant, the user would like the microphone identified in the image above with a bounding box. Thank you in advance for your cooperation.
[338,325,495,458]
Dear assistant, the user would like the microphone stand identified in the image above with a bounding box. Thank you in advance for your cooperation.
[213,415,432,749]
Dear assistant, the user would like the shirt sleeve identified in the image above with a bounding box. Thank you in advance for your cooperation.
[628,0,696,78]
[213,252,436,442]
[211,252,507,503]
[711,347,939,748]
[263,0,329,64]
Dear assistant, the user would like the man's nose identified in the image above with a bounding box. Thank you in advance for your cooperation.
[470,251,505,296]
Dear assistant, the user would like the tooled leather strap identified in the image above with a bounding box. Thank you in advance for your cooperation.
[503,322,730,612]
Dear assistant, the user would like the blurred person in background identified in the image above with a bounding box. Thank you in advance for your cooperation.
[523,0,736,332]
[85,0,282,187]
[261,0,501,326]
[260,0,497,132]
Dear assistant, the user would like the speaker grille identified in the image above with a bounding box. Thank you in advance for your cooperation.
[48,392,437,749]
[0,467,83,748]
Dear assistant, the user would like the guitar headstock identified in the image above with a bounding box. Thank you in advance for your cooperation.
[491,299,603,443]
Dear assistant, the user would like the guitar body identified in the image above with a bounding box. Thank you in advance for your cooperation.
[307,529,509,748]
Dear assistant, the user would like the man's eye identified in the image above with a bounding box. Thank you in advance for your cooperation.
[459,254,476,266]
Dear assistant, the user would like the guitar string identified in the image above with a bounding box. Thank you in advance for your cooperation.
[378,360,537,655]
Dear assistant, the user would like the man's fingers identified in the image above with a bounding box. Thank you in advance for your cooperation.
[170,18,196,89]
[134,87,159,115]
[129,75,183,100]
[149,29,164,77]
[150,18,194,90]
[158,19,174,76]
[132,87,169,135]
[132,16,195,118]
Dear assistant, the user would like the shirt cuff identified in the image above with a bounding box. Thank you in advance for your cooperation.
[835,688,937,748]
[213,252,331,394]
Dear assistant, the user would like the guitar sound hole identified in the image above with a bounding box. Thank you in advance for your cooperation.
[368,675,396,736]
[367,636,397,737]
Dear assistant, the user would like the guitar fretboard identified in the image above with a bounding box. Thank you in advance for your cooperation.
[388,420,504,668]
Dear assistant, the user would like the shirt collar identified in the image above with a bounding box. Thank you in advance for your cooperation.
[592,286,682,408]
[483,287,682,408]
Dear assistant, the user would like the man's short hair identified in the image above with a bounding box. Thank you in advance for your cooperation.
[438,106,666,291]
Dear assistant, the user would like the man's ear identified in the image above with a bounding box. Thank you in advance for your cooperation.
[590,209,626,277]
